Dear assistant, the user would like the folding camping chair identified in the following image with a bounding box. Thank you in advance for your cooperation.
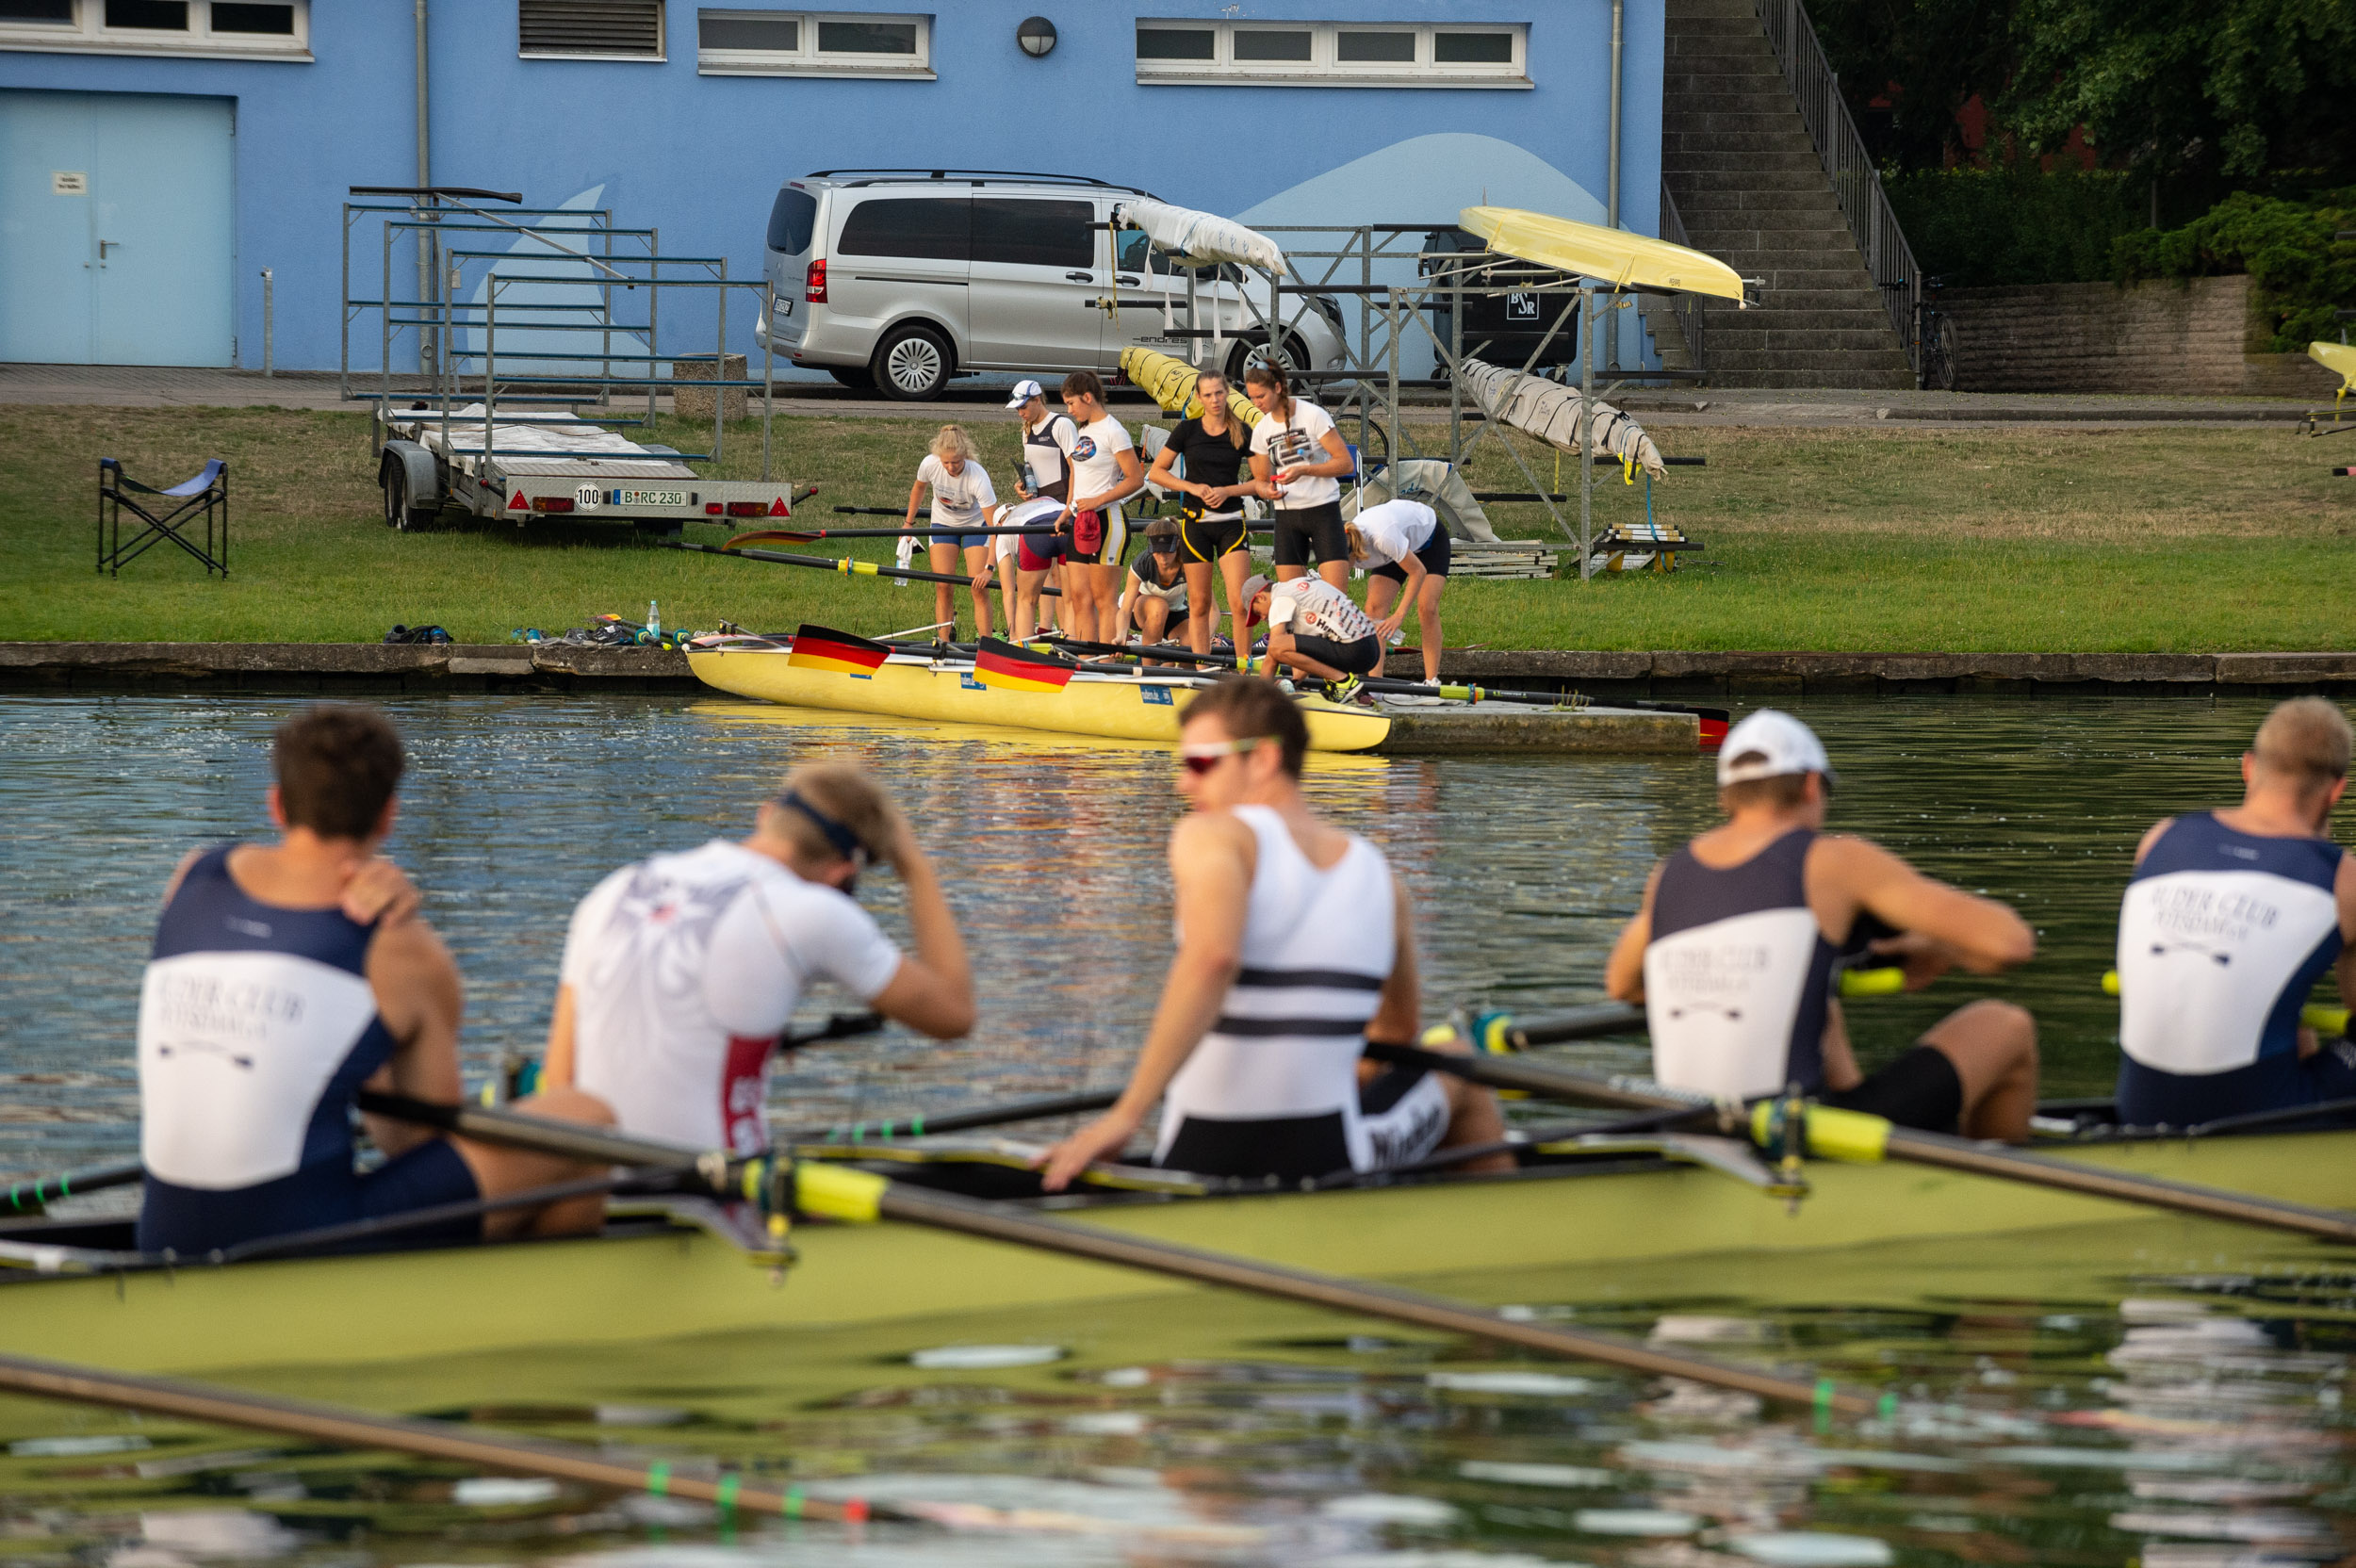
[98,456,230,578]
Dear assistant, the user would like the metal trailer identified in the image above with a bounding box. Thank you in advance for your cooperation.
[342,186,804,535]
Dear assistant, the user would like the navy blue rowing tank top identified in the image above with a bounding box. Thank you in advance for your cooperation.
[136,844,399,1252]
[1643,827,1841,1099]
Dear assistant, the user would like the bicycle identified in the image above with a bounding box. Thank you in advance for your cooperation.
[1913,275,1958,393]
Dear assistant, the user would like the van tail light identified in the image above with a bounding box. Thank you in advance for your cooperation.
[805,259,827,304]
[531,497,574,514]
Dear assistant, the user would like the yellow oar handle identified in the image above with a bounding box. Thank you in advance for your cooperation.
[1837,967,1906,999]
[1748,1101,1891,1163]
[2102,969,2348,1035]
[795,1161,888,1222]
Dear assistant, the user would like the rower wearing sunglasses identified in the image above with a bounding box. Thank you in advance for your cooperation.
[541,763,975,1154]
[1037,677,1508,1188]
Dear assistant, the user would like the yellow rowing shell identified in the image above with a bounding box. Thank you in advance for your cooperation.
[689,647,1391,751]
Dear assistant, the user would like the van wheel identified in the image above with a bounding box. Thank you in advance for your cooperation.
[828,366,875,391]
[873,325,952,400]
[1225,334,1308,386]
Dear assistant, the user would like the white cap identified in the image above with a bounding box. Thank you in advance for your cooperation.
[1006,379,1045,409]
[1716,710,1835,786]
[1239,573,1272,627]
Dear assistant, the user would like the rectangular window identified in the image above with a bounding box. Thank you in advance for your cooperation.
[766,187,820,254]
[518,0,663,59]
[1335,29,1414,63]
[0,0,309,55]
[1135,19,1529,87]
[696,9,931,75]
[836,197,970,263]
[972,197,1093,270]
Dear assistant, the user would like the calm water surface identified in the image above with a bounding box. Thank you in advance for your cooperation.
[1,690,2350,1567]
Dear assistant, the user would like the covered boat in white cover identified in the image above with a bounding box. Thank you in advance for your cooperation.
[1111,199,1287,273]
[1458,358,1666,480]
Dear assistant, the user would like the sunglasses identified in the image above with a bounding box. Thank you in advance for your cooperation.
[1177,735,1268,776]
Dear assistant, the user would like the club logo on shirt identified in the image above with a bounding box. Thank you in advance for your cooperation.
[1269,430,1317,467]
[1072,435,1098,462]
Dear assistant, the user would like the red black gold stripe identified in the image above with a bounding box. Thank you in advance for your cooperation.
[973,637,1076,694]
[787,623,891,677]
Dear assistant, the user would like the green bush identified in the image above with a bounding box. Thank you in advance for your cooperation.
[2111,190,2356,351]
[1885,167,2145,286]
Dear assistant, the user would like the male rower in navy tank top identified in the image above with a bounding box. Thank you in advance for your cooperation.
[137,705,615,1256]
[1604,710,2041,1139]
[1036,676,1508,1188]
[2112,697,2355,1127]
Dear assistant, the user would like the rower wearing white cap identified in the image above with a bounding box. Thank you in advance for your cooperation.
[1008,379,1075,635]
[1602,710,2041,1138]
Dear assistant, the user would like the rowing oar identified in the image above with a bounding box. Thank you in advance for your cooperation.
[1458,972,1903,1054]
[356,1092,1876,1415]
[1361,1041,2356,1245]
[723,526,1060,547]
[661,540,1060,596]
[0,1352,877,1522]
[786,1088,1121,1144]
[3,1159,144,1216]
[2102,970,2350,1037]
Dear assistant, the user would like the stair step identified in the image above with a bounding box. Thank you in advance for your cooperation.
[1672,173,1850,198]
[1710,331,1906,354]
[1665,152,1830,173]
[1671,207,1855,231]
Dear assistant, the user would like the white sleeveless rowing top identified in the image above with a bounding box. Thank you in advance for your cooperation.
[1156,805,1396,1171]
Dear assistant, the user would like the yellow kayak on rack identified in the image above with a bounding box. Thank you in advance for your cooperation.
[1459,205,1747,302]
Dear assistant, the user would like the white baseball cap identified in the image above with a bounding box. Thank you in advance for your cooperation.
[1006,379,1045,409]
[1716,710,1835,786]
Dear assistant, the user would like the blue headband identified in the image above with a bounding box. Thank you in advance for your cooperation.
[777,790,866,863]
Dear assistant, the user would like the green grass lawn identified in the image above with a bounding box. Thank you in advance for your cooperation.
[2,402,2349,649]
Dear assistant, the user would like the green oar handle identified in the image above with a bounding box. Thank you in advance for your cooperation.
[2,1159,144,1215]
[370,1095,1875,1416]
[2102,969,2348,1036]
[1367,1042,2356,1245]
[0,1352,871,1522]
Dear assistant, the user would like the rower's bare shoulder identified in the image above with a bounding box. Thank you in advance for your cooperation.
[1170,809,1255,858]
[1807,832,1914,886]
[368,915,459,992]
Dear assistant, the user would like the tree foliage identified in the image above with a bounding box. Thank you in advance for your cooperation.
[2111,190,2356,350]
[1804,0,2014,172]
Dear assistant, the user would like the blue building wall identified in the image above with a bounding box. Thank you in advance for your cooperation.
[1,0,1663,372]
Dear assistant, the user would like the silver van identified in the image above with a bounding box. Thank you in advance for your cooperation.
[756,169,1347,400]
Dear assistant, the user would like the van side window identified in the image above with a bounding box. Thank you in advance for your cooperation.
[837,198,970,261]
[767,188,818,254]
[972,198,1093,270]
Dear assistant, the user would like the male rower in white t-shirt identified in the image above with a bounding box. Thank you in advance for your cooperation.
[1238,571,1384,697]
[540,763,975,1153]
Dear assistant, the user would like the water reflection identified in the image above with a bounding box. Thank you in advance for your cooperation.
[2,691,2346,1176]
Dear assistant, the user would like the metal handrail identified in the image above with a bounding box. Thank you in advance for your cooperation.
[1751,0,1921,378]
[1656,182,1709,376]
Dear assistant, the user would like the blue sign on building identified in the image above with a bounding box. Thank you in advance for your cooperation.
[0,1,1663,373]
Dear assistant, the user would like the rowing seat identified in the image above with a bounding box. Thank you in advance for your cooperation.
[98,456,229,578]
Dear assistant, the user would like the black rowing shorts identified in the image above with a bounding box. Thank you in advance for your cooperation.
[1180,513,1248,563]
[1823,1043,1964,1134]
[1271,500,1347,569]
[1289,631,1383,676]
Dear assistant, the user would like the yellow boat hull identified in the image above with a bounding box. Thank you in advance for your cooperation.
[688,647,1391,751]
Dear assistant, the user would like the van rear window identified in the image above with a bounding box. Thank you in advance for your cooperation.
[972,198,1093,270]
[837,197,970,262]
[766,188,818,254]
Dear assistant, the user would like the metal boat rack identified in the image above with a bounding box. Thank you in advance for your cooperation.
[1126,219,1730,580]
[340,186,799,532]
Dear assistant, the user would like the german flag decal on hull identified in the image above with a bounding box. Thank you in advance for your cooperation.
[973,637,1077,694]
[787,624,891,678]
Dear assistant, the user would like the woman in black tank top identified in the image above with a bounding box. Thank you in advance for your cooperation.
[1142,368,1256,661]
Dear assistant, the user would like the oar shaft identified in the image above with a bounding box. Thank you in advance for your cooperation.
[872,1183,1867,1414]
[3,1159,144,1215]
[0,1353,867,1521]
[665,541,1060,596]
[789,1089,1121,1144]
[357,1092,705,1173]
[1499,1003,1648,1049]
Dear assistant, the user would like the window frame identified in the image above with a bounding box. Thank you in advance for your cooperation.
[0,0,310,59]
[696,8,934,78]
[1133,19,1530,89]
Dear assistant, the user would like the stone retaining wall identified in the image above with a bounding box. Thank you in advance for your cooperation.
[4,644,2353,696]
[1940,274,2341,398]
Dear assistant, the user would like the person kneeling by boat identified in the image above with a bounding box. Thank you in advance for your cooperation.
[1346,498,1450,687]
[541,763,974,1153]
[1037,677,1507,1188]
[1238,573,1383,698]
[1114,519,1189,648]
[137,705,614,1257]
[1603,710,2040,1140]
[2112,697,2355,1128]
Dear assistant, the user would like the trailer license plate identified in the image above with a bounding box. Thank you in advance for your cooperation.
[617,489,688,508]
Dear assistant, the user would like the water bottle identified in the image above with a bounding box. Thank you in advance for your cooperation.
[646,599,661,639]
[1019,459,1039,494]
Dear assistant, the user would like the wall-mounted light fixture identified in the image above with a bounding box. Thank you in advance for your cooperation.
[1016,15,1056,57]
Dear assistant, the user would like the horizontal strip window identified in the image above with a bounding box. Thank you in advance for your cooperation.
[696,8,932,77]
[519,0,663,59]
[0,0,308,57]
[1136,20,1529,89]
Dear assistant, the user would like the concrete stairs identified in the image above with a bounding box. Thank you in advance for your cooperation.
[1661,0,1914,389]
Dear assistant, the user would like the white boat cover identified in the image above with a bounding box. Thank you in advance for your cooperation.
[1458,359,1666,480]
[1113,199,1286,274]
[384,405,693,479]
[1347,459,1499,543]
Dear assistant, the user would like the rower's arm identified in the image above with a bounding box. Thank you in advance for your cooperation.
[903,478,926,535]
[1366,876,1421,1042]
[1824,836,2036,973]
[2335,854,2356,1007]
[540,984,578,1088]
[865,819,975,1039]
[361,919,465,1157]
[1145,442,1194,500]
[1603,862,1664,1003]
[1036,814,1252,1190]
